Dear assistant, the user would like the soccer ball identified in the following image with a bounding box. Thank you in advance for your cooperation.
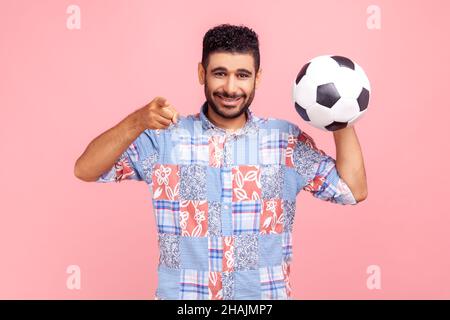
[292,55,371,131]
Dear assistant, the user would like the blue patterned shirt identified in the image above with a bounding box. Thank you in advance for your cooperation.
[96,101,357,300]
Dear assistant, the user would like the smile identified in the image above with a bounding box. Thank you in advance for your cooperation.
[216,94,243,106]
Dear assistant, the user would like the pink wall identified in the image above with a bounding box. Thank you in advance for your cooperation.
[1,0,449,299]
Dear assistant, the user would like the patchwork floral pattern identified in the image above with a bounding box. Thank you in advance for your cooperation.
[303,175,327,193]
[234,234,258,270]
[208,135,226,168]
[260,199,283,234]
[158,233,180,268]
[297,130,324,153]
[261,165,284,200]
[222,271,234,300]
[207,201,222,237]
[152,164,179,200]
[222,236,235,272]
[117,157,135,181]
[232,165,261,201]
[179,164,207,200]
[285,134,297,168]
[208,271,223,300]
[96,101,359,300]
[292,132,327,183]
[180,200,208,237]
[282,200,296,232]
[140,153,159,184]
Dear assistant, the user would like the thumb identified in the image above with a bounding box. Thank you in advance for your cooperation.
[172,109,179,124]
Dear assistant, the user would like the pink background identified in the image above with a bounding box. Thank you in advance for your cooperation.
[1,0,449,299]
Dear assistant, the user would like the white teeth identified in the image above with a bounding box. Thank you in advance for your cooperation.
[219,95,240,101]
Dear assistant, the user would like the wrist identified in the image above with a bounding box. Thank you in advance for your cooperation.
[124,110,146,140]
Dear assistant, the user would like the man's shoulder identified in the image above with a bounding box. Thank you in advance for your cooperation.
[253,113,301,134]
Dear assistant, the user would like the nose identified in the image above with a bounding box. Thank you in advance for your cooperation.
[224,75,239,97]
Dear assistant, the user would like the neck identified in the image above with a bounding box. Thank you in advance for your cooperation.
[205,104,248,132]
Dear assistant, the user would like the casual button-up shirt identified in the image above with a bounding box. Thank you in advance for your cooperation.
[96,101,357,300]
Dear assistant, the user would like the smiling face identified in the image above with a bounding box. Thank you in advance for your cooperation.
[198,52,261,120]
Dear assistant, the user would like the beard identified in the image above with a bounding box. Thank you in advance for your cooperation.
[204,78,256,119]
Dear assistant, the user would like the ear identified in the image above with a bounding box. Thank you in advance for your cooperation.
[198,62,205,85]
[255,68,262,89]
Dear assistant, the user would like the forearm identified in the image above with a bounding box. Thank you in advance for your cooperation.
[333,126,368,202]
[74,109,145,181]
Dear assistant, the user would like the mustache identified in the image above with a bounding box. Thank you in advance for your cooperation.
[215,93,244,99]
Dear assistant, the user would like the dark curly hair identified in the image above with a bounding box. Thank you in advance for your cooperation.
[202,24,260,73]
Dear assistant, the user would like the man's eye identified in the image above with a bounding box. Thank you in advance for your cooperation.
[214,73,249,78]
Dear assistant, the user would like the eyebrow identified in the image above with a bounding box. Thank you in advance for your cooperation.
[211,67,253,75]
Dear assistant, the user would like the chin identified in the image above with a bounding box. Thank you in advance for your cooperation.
[218,106,245,118]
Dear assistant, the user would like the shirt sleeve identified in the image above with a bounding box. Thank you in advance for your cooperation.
[96,129,159,184]
[291,125,357,205]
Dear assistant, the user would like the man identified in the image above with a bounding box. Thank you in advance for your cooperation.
[74,24,367,300]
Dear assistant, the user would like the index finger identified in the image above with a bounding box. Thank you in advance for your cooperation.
[154,96,170,108]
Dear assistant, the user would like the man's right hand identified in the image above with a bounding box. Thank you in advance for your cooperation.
[137,96,179,130]
[74,96,179,182]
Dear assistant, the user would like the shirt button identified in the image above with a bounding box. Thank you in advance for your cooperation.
[223,204,229,210]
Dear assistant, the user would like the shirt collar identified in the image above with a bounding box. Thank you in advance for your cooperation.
[199,100,259,136]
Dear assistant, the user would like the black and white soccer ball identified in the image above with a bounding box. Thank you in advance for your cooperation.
[292,55,371,131]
